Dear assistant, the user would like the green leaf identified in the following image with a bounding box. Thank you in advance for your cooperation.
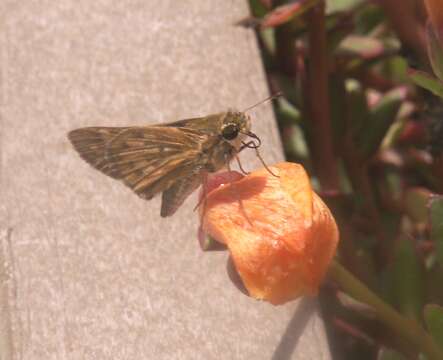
[425,263,443,301]
[259,28,276,56]
[429,195,443,266]
[248,0,269,18]
[346,79,369,137]
[404,187,432,224]
[284,123,309,160]
[381,101,415,149]
[384,170,403,204]
[380,56,409,83]
[354,3,385,34]
[276,97,301,125]
[378,348,407,360]
[326,0,364,14]
[424,304,443,350]
[392,237,424,320]
[356,87,405,159]
[337,35,385,60]
[408,69,443,98]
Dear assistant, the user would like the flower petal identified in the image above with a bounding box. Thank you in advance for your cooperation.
[201,162,339,305]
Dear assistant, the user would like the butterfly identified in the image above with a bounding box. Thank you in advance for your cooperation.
[67,95,279,217]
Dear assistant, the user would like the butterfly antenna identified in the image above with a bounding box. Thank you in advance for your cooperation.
[242,91,283,113]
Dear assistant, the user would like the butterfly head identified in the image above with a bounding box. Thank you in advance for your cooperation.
[219,92,281,146]
[221,110,251,142]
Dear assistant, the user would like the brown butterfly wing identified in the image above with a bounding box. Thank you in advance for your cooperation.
[68,126,206,208]
[160,175,202,217]
[67,127,128,179]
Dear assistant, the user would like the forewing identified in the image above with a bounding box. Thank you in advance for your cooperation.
[68,126,205,201]
[164,113,225,134]
[67,127,128,178]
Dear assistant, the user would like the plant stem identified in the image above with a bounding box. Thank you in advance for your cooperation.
[329,260,443,360]
[306,1,339,192]
[379,0,428,66]
[431,156,443,193]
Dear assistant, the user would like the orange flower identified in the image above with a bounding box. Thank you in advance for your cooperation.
[200,162,339,305]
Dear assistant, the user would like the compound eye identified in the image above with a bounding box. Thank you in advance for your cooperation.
[222,123,239,140]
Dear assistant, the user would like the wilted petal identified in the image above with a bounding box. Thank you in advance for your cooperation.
[201,162,339,305]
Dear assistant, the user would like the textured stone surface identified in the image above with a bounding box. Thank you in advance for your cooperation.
[0,1,331,359]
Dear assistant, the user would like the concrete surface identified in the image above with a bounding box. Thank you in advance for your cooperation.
[0,1,332,359]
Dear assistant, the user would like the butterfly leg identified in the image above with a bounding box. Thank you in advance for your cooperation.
[239,140,256,152]
[225,155,253,226]
[235,154,249,175]
[239,138,279,177]
[254,147,279,177]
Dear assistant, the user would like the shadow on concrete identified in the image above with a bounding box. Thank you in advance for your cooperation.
[271,298,317,360]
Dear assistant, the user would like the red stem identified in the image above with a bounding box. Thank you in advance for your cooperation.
[306,2,340,191]
[380,0,428,66]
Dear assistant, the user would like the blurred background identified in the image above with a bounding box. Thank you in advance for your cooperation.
[243,0,443,359]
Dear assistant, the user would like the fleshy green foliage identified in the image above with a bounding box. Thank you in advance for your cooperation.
[424,304,443,350]
[392,237,424,321]
[409,70,443,98]
[378,348,407,360]
[247,0,443,358]
[356,88,405,159]
[326,0,363,14]
[430,196,443,267]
